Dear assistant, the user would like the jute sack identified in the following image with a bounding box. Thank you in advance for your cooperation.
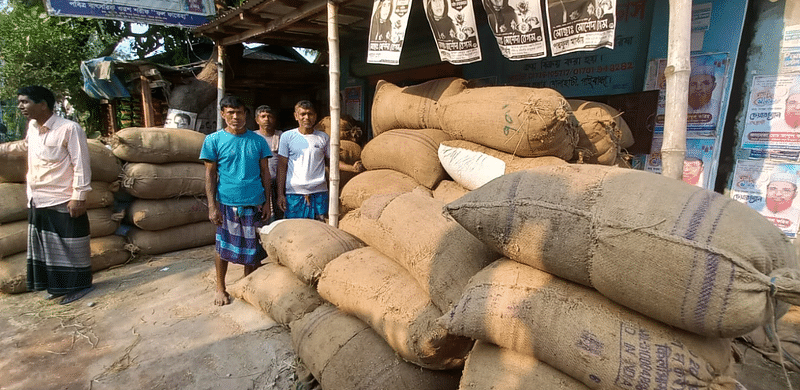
[340,169,429,214]
[339,140,362,165]
[88,207,119,238]
[440,260,742,390]
[459,341,590,390]
[0,252,26,293]
[228,262,323,325]
[339,191,498,312]
[85,181,118,209]
[0,183,27,223]
[432,180,469,204]
[371,78,468,136]
[129,197,208,231]
[567,100,624,165]
[741,304,800,372]
[90,235,130,272]
[0,220,27,257]
[438,140,567,190]
[263,218,364,285]
[318,247,473,369]
[361,128,452,189]
[445,165,800,338]
[315,116,364,144]
[110,127,206,163]
[122,162,206,199]
[437,86,579,159]
[88,139,123,182]
[290,304,461,390]
[126,221,215,255]
[0,140,27,183]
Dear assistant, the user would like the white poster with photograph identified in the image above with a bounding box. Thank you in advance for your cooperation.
[165,108,197,129]
[425,0,482,64]
[731,159,800,238]
[481,0,546,60]
[645,136,716,190]
[544,0,616,57]
[367,0,413,65]
[742,74,800,151]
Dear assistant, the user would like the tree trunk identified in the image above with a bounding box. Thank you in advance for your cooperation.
[168,46,219,114]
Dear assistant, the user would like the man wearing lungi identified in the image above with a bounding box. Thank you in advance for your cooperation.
[201,95,273,306]
[0,86,94,304]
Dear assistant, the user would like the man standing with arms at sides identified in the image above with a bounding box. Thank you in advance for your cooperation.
[254,105,283,221]
[0,86,93,304]
[201,95,272,306]
[277,100,330,221]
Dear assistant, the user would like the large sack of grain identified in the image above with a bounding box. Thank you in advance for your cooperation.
[0,140,27,183]
[567,100,625,165]
[87,207,119,238]
[263,219,364,285]
[438,140,567,190]
[339,192,498,312]
[460,341,589,390]
[445,165,800,338]
[0,252,26,293]
[90,235,130,272]
[340,169,429,214]
[110,127,205,163]
[128,197,208,231]
[361,128,451,189]
[126,221,215,255]
[0,183,27,223]
[441,260,742,390]
[228,262,323,325]
[85,181,117,209]
[290,304,461,390]
[87,139,123,182]
[122,162,206,199]
[339,140,362,165]
[0,220,27,257]
[437,86,579,159]
[318,247,473,369]
[432,180,469,204]
[371,78,468,136]
[315,116,364,144]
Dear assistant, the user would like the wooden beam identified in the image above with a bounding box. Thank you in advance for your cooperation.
[139,75,155,127]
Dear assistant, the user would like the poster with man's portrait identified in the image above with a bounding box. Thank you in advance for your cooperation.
[367,0,412,65]
[425,0,482,64]
[481,0,546,60]
[544,0,616,57]
[731,159,800,238]
[165,108,197,129]
[742,74,800,152]
[645,136,716,190]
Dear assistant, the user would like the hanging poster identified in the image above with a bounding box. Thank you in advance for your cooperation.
[644,136,717,189]
[742,74,800,151]
[731,159,800,238]
[481,0,546,60]
[425,0,482,64]
[644,53,728,138]
[165,109,196,129]
[45,0,214,27]
[544,0,616,57]
[367,0,412,65]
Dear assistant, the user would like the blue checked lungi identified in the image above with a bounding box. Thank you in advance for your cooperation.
[285,192,328,221]
[216,204,267,265]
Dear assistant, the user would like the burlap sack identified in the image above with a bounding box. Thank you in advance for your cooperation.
[438,140,567,190]
[88,139,123,182]
[339,140,362,165]
[0,252,26,293]
[445,165,800,338]
[87,207,119,238]
[122,162,206,199]
[315,116,364,144]
[0,220,27,257]
[339,169,429,214]
[567,100,625,165]
[90,235,130,272]
[371,78,468,136]
[741,304,800,373]
[110,127,206,163]
[361,128,452,189]
[0,140,27,183]
[126,221,215,255]
[263,218,363,285]
[0,183,27,223]
[441,260,742,390]
[85,181,118,209]
[318,247,473,369]
[228,262,323,325]
[437,86,579,159]
[290,304,461,390]
[339,192,498,312]
[460,341,589,390]
[432,180,469,204]
[129,197,209,231]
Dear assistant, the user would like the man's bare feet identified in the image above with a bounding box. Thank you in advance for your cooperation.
[214,290,231,306]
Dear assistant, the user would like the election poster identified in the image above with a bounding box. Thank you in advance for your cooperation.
[731,159,800,238]
[481,0,546,61]
[742,74,800,151]
[544,0,616,57]
[367,0,413,65]
[45,0,214,27]
[425,0,482,64]
[165,109,196,129]
[645,136,717,190]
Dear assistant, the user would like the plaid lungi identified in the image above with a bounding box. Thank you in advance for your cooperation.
[216,204,267,265]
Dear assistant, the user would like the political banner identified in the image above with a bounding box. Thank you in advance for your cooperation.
[425,0,482,64]
[544,0,616,57]
[367,0,413,65]
[45,0,214,27]
[645,136,717,190]
[742,74,800,151]
[480,0,546,60]
[731,159,800,238]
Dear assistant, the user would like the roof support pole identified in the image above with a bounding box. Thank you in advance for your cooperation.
[327,0,341,227]
[661,0,692,180]
[216,43,225,129]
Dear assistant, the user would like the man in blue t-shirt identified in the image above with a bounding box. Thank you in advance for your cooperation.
[200,95,272,306]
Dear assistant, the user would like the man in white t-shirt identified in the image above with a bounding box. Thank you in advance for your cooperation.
[254,105,283,220]
[277,100,330,221]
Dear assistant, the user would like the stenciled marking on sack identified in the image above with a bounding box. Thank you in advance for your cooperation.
[501,104,519,136]
[616,322,678,390]
[588,374,601,383]
[577,330,604,356]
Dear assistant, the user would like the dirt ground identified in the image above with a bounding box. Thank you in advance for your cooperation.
[0,245,299,390]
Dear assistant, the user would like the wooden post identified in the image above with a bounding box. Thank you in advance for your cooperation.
[108,99,119,135]
[661,0,692,180]
[327,0,341,227]
[217,43,225,129]
[140,75,155,127]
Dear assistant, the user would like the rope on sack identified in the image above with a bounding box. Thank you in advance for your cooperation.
[767,276,795,390]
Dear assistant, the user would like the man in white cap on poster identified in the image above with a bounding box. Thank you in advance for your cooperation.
[681,148,704,187]
[687,64,720,124]
[757,170,800,237]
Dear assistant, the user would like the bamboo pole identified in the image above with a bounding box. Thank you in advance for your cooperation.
[327,0,341,227]
[661,0,692,180]
[216,43,225,129]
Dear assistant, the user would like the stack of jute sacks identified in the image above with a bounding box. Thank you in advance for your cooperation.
[112,127,214,256]
[0,139,131,293]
